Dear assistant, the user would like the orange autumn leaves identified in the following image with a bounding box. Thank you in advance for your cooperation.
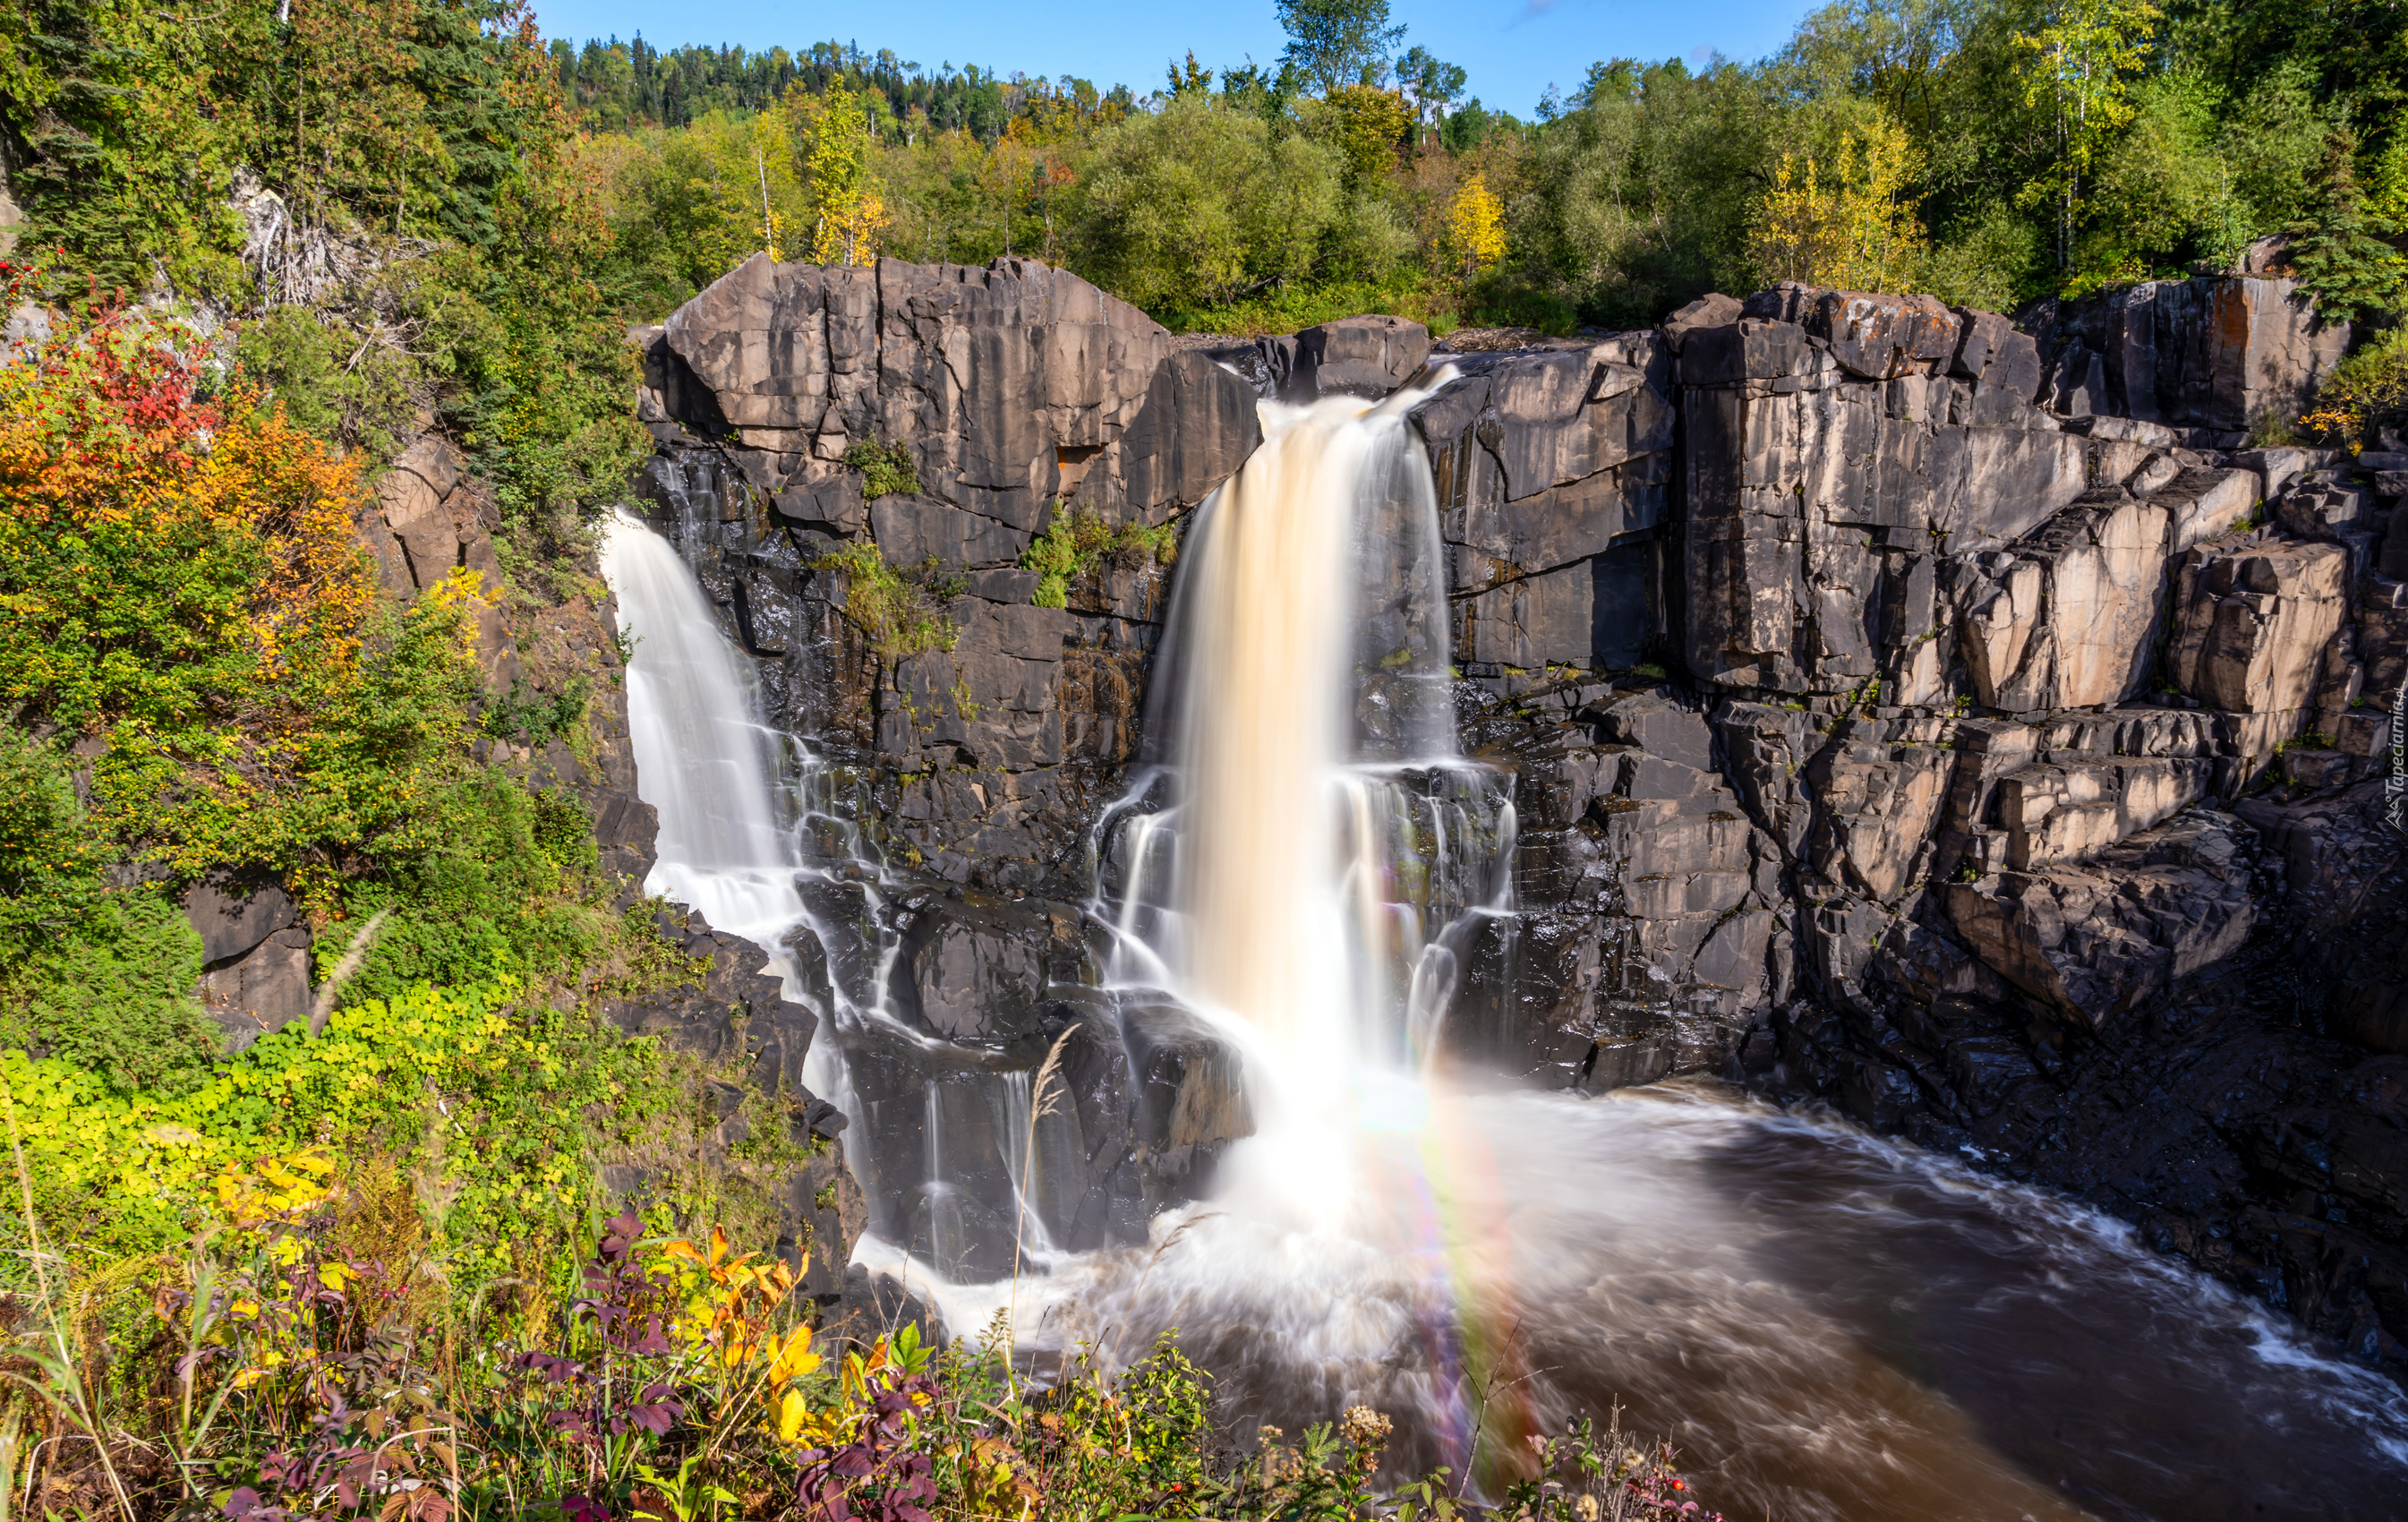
[0,278,488,888]
[0,287,374,736]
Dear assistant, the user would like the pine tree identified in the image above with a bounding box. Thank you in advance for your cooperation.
[2287,133,2406,325]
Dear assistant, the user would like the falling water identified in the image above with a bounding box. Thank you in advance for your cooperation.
[606,404,2408,1522]
[596,508,807,945]
[1100,384,1513,1218]
[602,505,1059,1279]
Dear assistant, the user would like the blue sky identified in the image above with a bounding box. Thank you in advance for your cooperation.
[528,0,1821,118]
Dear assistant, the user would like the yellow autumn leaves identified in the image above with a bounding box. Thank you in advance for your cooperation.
[1746,114,1928,295]
[1441,174,1507,291]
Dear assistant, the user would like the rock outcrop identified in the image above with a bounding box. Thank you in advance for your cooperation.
[637,253,2408,1372]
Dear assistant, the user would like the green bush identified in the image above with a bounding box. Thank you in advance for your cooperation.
[0,976,667,1281]
[1020,504,1177,608]
[2304,323,2408,445]
[841,437,922,499]
[815,541,962,663]
[337,770,609,1005]
[1073,93,1346,312]
[0,888,215,1098]
[480,673,595,748]
[232,306,423,465]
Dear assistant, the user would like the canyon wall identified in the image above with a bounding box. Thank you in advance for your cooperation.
[630,252,2408,1370]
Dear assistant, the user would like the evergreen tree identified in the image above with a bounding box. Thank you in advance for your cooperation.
[2287,133,2407,324]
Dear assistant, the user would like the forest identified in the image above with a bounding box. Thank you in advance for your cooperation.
[0,0,2404,1517]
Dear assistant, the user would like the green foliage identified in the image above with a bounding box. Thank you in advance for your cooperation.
[2302,323,2408,446]
[0,887,215,1097]
[0,722,97,940]
[1074,94,1350,312]
[337,770,609,1006]
[841,437,922,499]
[481,674,595,748]
[815,541,963,663]
[231,307,423,466]
[1508,58,1776,327]
[2287,133,2408,324]
[1021,504,1178,608]
[1277,0,1408,95]
[0,724,216,1096]
[0,977,666,1281]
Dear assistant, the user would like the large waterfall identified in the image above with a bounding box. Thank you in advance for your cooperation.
[1100,384,1510,1220]
[602,397,2408,1522]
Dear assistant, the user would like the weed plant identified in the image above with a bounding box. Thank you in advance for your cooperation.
[1020,505,1178,610]
[0,1152,1726,1522]
[812,544,963,665]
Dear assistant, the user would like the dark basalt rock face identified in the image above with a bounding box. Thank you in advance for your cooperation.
[636,255,2408,1374]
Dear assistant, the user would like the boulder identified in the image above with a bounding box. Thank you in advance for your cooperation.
[1294,314,1431,398]
[184,877,300,965]
[656,253,1211,518]
[199,928,312,1053]
[891,894,1058,1046]
[1806,289,1960,380]
[2145,465,2259,554]
[1802,737,1954,901]
[1954,492,2172,713]
[2031,271,2351,431]
[1992,756,2216,869]
[1943,811,2258,1027]
[1119,349,1263,517]
[2165,536,2350,740]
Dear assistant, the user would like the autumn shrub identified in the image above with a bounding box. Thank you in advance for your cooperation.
[0,276,653,1038]
[2301,323,2408,447]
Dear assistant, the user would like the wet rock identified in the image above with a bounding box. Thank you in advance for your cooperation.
[891,894,1055,1046]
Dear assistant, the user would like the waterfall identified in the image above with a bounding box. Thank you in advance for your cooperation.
[598,508,806,949]
[604,419,2408,1522]
[1100,382,1514,1218]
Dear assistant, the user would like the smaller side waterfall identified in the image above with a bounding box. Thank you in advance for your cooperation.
[599,509,806,948]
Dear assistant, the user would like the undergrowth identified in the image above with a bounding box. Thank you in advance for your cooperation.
[2301,322,2408,448]
[814,543,962,665]
[0,1160,1727,1522]
[1020,504,1177,609]
[841,439,921,500]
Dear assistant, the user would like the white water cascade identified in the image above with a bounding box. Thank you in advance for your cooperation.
[598,509,807,948]
[603,394,2408,1522]
[1097,382,1513,1221]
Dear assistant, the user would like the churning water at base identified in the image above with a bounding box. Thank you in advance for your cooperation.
[603,410,2408,1522]
[880,1079,2408,1521]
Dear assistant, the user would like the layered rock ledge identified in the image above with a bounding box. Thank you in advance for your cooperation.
[635,252,2408,1373]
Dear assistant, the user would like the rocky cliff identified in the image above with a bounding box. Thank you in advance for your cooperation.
[632,252,2408,1372]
